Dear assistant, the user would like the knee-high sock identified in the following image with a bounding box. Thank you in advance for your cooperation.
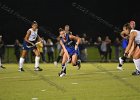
[19,57,25,68]
[133,59,140,71]
[62,64,66,74]
[35,56,40,68]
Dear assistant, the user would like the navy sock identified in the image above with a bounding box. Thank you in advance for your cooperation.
[62,64,66,74]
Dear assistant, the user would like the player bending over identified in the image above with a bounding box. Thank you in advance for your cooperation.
[58,28,81,77]
[18,21,43,72]
[120,23,140,75]
[117,21,136,70]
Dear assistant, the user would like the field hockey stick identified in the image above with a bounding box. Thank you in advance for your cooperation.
[61,57,71,72]
[26,41,42,48]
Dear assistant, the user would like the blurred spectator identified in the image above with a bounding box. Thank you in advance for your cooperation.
[0,35,5,69]
[105,36,112,62]
[94,36,102,58]
[100,40,107,62]
[56,40,61,54]
[41,37,47,63]
[64,25,72,35]
[79,33,89,62]
[14,39,22,62]
[46,39,54,63]
[114,37,121,61]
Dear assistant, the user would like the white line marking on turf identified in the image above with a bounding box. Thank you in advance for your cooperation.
[41,89,46,92]
[72,83,78,85]
[31,76,37,77]
[122,78,127,80]
[32,98,38,100]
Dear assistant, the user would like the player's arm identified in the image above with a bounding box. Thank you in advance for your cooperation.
[121,31,129,39]
[24,30,35,46]
[125,31,137,55]
[69,35,81,50]
[127,41,136,58]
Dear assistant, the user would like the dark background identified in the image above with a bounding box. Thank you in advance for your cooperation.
[0,0,140,44]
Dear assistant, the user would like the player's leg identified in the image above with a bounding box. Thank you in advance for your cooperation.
[19,50,27,71]
[59,53,68,77]
[71,53,81,70]
[33,49,42,71]
[132,46,140,75]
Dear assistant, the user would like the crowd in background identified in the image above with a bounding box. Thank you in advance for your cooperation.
[0,32,126,63]
[94,36,121,62]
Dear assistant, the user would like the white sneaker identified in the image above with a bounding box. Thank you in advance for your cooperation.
[119,57,124,65]
[34,67,43,71]
[54,61,58,67]
[117,66,123,71]
[59,73,66,77]
[18,68,25,72]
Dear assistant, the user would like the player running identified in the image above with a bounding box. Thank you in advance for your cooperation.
[58,28,81,77]
[18,21,43,71]
[117,21,136,70]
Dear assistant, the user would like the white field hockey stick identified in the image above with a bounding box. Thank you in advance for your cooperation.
[26,41,42,48]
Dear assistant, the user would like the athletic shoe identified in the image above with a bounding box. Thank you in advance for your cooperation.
[59,72,66,77]
[0,66,6,69]
[18,68,25,72]
[34,67,43,71]
[132,70,140,75]
[77,59,81,70]
[117,66,123,71]
[54,61,58,67]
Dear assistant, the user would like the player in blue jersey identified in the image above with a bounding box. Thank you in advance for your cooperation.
[58,28,81,77]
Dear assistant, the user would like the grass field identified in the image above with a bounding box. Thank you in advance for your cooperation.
[0,63,140,100]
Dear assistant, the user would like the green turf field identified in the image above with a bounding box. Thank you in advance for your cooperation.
[0,63,140,100]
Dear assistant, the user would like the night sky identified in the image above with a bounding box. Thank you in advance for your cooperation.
[0,0,140,44]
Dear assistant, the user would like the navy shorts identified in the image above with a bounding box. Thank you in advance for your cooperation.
[22,41,37,51]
